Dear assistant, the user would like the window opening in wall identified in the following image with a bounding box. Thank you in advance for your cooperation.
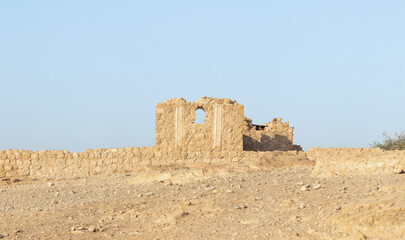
[194,108,205,124]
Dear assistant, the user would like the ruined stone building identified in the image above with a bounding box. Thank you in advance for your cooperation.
[155,97,301,155]
[0,97,303,179]
[4,97,404,182]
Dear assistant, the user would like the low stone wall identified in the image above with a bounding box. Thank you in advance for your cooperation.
[0,147,307,180]
[0,147,155,179]
[3,146,404,180]
[308,147,405,177]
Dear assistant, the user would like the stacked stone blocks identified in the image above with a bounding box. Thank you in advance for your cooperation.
[1,97,305,179]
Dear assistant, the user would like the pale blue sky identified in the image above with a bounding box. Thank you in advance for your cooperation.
[1,1,404,152]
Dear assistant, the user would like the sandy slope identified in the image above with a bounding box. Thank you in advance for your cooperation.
[0,164,404,239]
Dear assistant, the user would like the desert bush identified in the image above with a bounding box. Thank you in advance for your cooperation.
[371,131,405,150]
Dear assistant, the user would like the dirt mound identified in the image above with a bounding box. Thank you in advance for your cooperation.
[328,185,405,239]
[130,166,231,185]
[130,156,314,186]
[246,154,314,170]
[308,148,405,177]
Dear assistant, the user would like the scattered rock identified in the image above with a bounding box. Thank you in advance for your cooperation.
[291,216,301,221]
[328,191,405,239]
[300,185,310,191]
[234,204,247,210]
[144,192,154,196]
[393,167,404,174]
[313,181,321,190]
[88,226,96,232]
[307,228,316,234]
[2,160,403,239]
[155,208,188,225]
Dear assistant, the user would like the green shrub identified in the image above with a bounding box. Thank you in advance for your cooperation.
[371,131,405,150]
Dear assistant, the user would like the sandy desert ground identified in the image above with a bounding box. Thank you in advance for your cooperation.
[0,162,404,240]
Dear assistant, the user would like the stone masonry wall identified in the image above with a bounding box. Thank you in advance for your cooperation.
[155,97,244,156]
[243,117,299,151]
[0,148,305,180]
[3,146,404,180]
[0,97,306,180]
[0,147,155,179]
[308,148,405,177]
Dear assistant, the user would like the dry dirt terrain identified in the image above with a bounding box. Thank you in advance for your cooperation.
[0,163,404,240]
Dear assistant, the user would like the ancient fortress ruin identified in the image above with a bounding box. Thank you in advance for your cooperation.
[155,97,301,155]
[1,97,404,180]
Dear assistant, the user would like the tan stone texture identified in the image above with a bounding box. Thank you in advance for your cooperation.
[308,147,405,177]
[155,97,244,154]
[4,97,404,181]
[243,117,299,151]
[0,97,304,180]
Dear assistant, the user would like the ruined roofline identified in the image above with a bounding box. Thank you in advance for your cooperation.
[157,97,240,106]
[244,117,292,130]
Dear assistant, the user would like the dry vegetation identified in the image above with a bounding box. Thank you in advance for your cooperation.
[371,131,405,150]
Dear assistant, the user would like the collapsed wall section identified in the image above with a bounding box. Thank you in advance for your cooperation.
[243,117,300,151]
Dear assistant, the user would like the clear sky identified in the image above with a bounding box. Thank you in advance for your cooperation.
[1,1,404,152]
